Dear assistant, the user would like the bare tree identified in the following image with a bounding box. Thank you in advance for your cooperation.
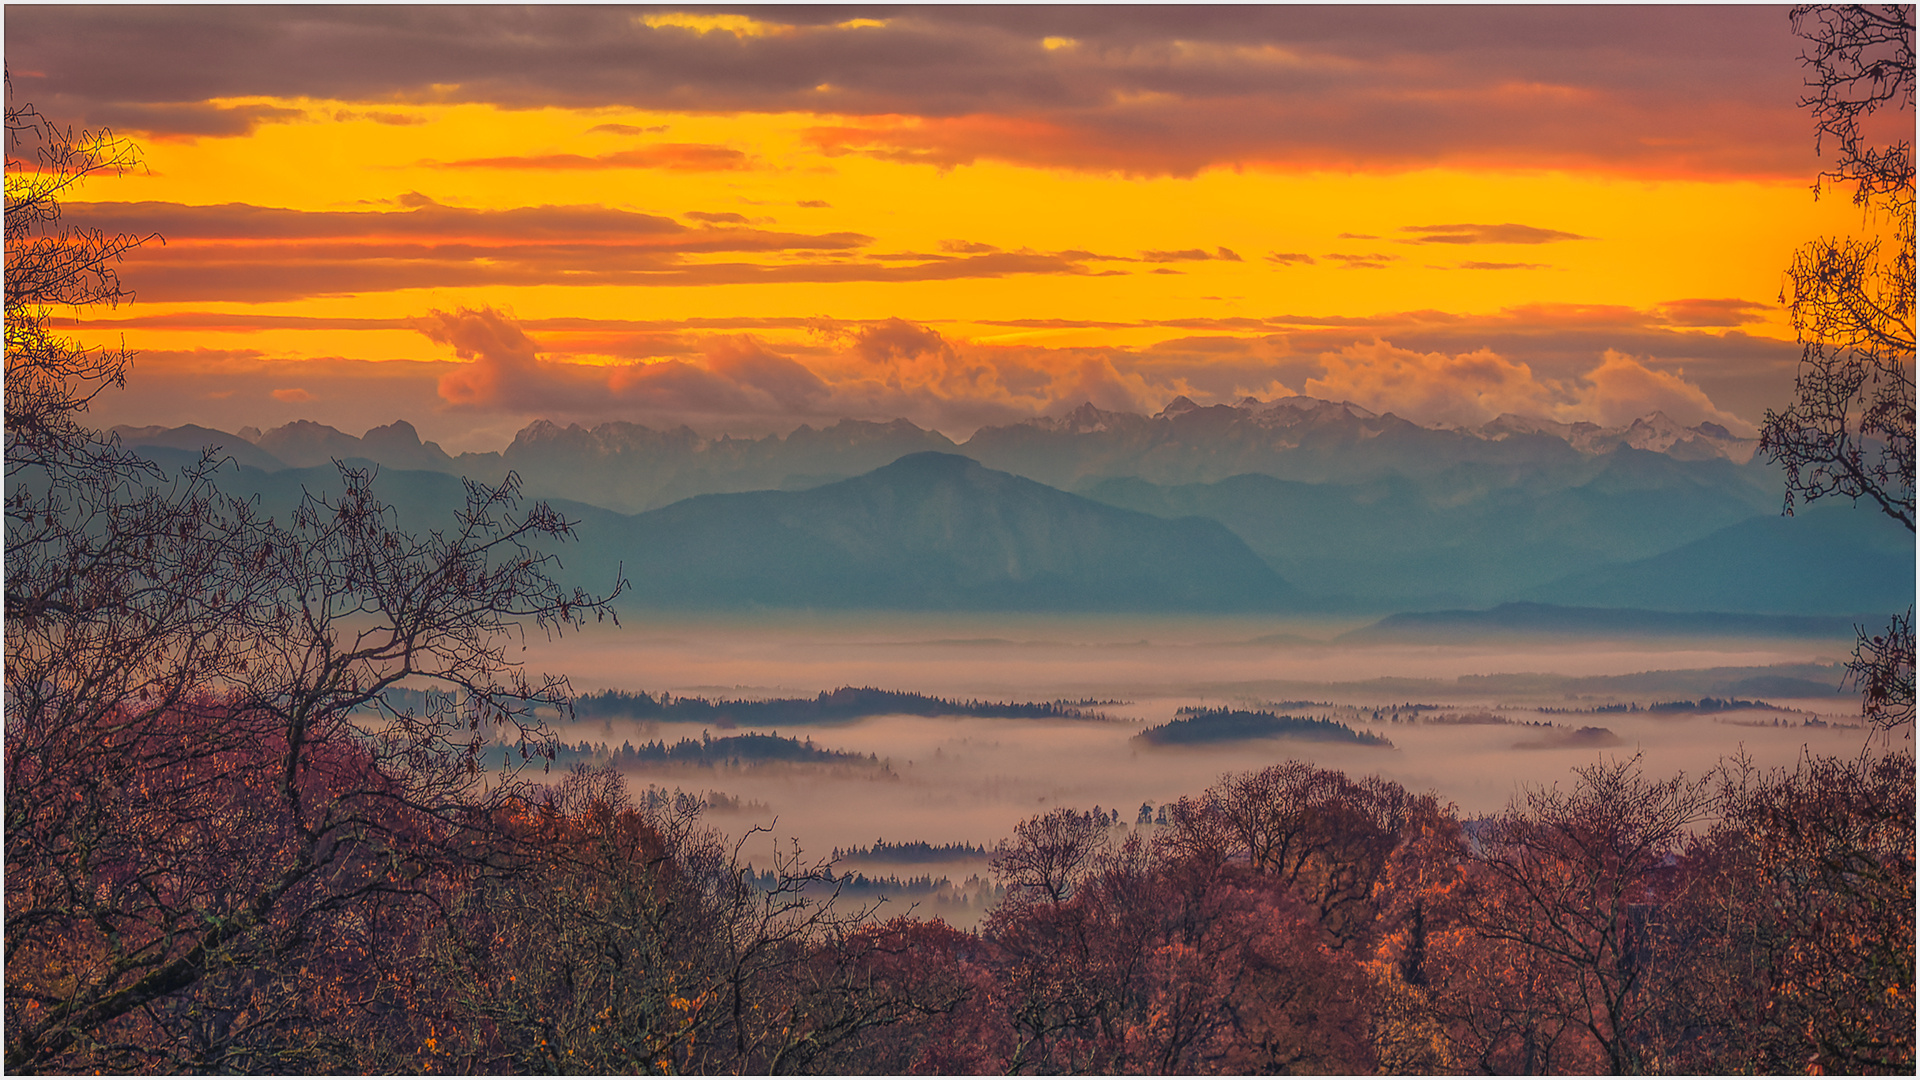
[4,90,621,1071]
[1761,5,1917,733]
[1464,757,1712,1074]
[990,806,1110,908]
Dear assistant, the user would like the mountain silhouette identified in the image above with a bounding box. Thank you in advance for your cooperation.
[620,452,1300,610]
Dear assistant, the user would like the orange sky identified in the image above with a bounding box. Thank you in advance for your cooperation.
[9,5,1904,451]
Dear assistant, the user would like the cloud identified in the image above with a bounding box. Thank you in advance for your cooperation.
[1401,223,1590,245]
[333,109,427,126]
[1457,261,1553,271]
[7,6,1815,177]
[1305,340,1565,427]
[68,199,1115,302]
[685,211,753,224]
[689,336,831,408]
[1654,297,1773,326]
[86,101,307,139]
[797,199,832,208]
[425,306,569,409]
[433,144,748,171]
[1301,338,1755,433]
[601,346,825,415]
[587,122,668,135]
[96,305,1773,446]
[270,387,315,402]
[1323,253,1399,269]
[1039,355,1152,415]
[1265,252,1317,265]
[424,308,833,419]
[413,310,1152,436]
[1575,349,1755,432]
[425,308,834,418]
[1141,247,1241,263]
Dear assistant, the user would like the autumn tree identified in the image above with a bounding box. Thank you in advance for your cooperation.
[1458,757,1712,1074]
[1160,764,1434,946]
[4,92,620,1072]
[984,821,1373,1075]
[417,764,989,1074]
[1672,751,1916,1073]
[1760,4,1917,733]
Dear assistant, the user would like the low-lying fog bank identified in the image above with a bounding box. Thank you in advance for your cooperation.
[523,614,1875,924]
[528,611,1856,701]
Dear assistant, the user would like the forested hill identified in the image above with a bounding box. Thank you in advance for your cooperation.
[573,685,1115,725]
[1134,708,1394,748]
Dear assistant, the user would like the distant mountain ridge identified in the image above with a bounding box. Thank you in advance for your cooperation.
[1081,454,1785,608]
[108,398,1908,616]
[1345,602,1863,643]
[113,394,1757,515]
[615,452,1301,610]
[1524,504,1915,615]
[962,396,1755,492]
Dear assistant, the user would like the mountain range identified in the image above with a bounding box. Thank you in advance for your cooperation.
[111,396,1912,617]
[114,394,1760,515]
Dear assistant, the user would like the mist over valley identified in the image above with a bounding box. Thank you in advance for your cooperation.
[119,399,1905,888]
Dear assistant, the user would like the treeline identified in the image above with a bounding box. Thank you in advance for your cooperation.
[573,684,1112,724]
[541,732,884,771]
[1561,697,1780,714]
[1139,707,1394,747]
[633,784,770,817]
[1647,696,1775,712]
[832,839,992,862]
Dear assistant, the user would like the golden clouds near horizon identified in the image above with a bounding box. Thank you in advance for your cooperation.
[53,89,1894,443]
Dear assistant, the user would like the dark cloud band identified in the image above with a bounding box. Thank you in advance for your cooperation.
[8,5,1817,178]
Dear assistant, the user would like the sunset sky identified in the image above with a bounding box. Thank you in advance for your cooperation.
[9,4,1902,452]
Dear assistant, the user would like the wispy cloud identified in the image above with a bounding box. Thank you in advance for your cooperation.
[1141,247,1242,263]
[1323,253,1399,269]
[1401,223,1590,245]
[70,199,1126,302]
[431,143,749,171]
[1654,297,1773,326]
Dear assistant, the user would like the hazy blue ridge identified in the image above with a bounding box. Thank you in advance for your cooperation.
[1134,708,1393,747]
[107,424,290,472]
[617,452,1301,611]
[132,454,637,599]
[1345,602,1864,643]
[110,401,1768,516]
[1522,502,1915,614]
[111,410,1904,617]
[1078,451,1783,609]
